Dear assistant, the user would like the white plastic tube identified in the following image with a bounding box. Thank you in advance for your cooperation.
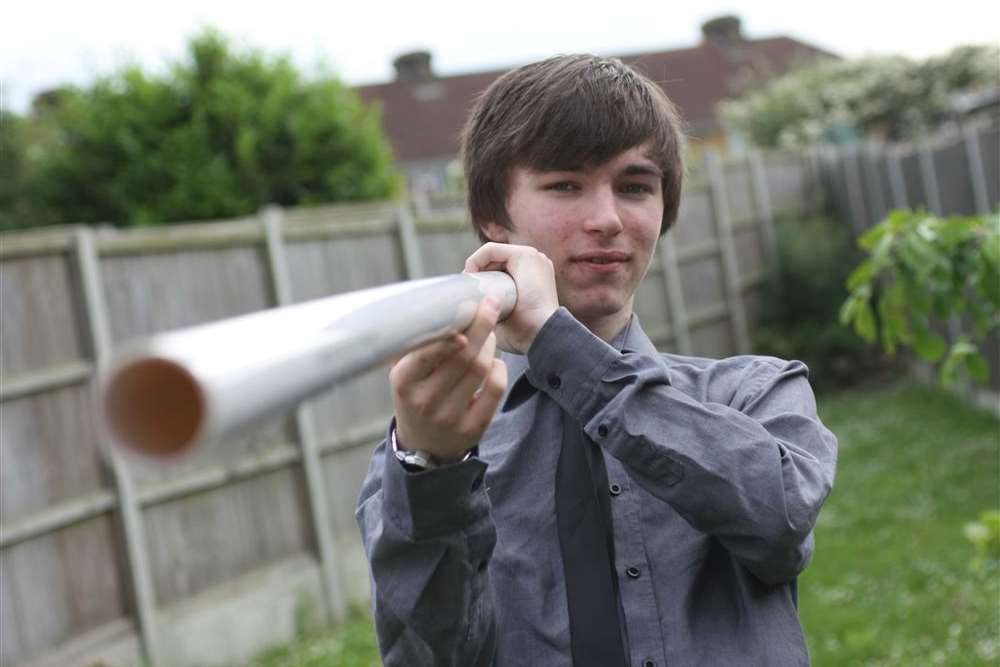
[100,271,516,459]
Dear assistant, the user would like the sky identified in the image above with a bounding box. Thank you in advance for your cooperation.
[2,0,998,113]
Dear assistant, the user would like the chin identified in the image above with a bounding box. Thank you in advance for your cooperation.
[564,293,630,324]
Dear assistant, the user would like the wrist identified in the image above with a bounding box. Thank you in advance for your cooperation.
[392,424,474,470]
[520,306,559,351]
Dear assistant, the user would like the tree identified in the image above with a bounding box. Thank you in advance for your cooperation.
[4,29,399,230]
[721,45,1000,148]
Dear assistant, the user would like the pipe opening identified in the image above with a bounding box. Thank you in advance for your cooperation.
[104,358,205,457]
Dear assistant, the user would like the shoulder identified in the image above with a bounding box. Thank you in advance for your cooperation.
[658,352,808,408]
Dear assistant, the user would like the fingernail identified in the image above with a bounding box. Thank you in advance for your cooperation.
[484,297,500,312]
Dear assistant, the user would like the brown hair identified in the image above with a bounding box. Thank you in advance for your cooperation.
[461,54,686,241]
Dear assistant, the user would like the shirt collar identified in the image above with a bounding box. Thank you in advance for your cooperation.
[500,313,660,413]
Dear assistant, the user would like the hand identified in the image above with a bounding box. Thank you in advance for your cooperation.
[389,297,508,463]
[464,243,559,354]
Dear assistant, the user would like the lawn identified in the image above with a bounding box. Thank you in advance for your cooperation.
[251,381,999,667]
[800,382,999,666]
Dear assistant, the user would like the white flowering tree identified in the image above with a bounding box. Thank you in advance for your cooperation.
[721,45,999,148]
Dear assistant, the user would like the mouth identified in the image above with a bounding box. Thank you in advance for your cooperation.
[571,251,631,273]
[573,251,629,264]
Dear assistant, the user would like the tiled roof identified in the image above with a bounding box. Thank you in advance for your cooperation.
[356,36,835,163]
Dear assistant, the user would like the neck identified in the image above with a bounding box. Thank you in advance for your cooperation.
[581,306,633,344]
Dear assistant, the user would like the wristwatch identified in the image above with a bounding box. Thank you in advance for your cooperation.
[391,425,474,471]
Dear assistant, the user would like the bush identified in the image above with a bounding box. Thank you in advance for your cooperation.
[753,214,893,389]
[840,210,999,385]
[3,29,400,230]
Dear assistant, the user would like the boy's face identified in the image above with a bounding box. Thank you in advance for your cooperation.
[484,144,664,330]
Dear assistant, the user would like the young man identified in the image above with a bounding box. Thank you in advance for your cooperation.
[356,55,837,667]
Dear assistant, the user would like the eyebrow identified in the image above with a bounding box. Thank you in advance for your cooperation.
[619,164,662,178]
[530,162,662,177]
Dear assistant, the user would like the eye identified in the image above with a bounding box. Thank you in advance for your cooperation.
[619,182,654,195]
[544,181,579,192]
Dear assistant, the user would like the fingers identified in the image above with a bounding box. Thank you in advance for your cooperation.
[460,358,508,434]
[429,298,500,390]
[390,333,465,385]
[437,331,498,422]
[389,297,500,405]
[464,242,540,273]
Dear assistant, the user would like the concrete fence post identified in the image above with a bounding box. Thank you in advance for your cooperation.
[705,151,751,355]
[887,146,909,210]
[747,150,780,284]
[658,233,692,356]
[260,206,347,622]
[842,145,869,234]
[396,204,425,280]
[74,229,162,665]
[963,124,991,215]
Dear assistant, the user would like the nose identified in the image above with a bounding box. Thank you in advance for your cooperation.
[582,186,624,236]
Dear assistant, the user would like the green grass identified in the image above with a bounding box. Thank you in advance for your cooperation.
[247,607,380,667]
[250,382,999,667]
[802,382,999,666]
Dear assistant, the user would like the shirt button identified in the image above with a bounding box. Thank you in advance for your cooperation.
[626,566,641,579]
[643,660,655,667]
[547,374,562,390]
[609,483,622,496]
[597,424,609,437]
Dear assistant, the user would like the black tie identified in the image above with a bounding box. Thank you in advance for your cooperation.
[555,410,628,667]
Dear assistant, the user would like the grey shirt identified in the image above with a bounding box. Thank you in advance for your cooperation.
[356,308,838,666]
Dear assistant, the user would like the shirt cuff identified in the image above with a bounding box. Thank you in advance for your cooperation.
[524,307,619,419]
[381,421,490,541]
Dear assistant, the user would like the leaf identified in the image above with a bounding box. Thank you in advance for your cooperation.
[858,221,890,251]
[966,351,990,382]
[854,301,877,342]
[846,259,877,291]
[912,323,946,362]
[838,296,858,327]
[940,350,961,385]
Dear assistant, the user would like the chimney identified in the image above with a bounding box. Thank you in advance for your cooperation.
[701,15,744,50]
[393,51,434,83]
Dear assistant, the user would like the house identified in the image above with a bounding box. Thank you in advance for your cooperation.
[355,15,835,192]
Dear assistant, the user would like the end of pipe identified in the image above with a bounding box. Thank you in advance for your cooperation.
[103,357,205,458]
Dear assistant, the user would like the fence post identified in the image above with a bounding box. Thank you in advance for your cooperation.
[747,150,780,283]
[705,151,751,355]
[658,233,692,356]
[396,204,425,280]
[963,124,991,215]
[412,189,432,221]
[862,142,887,224]
[806,146,825,215]
[260,206,347,622]
[918,135,943,215]
[887,146,909,210]
[843,145,869,234]
[74,229,161,665]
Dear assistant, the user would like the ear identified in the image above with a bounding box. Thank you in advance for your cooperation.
[482,222,510,243]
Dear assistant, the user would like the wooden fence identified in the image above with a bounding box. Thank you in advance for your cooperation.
[1,148,817,666]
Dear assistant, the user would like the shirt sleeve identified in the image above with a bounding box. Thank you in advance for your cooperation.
[355,422,497,666]
[525,309,838,585]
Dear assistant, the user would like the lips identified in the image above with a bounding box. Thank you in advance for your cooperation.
[570,250,631,275]
[572,251,630,264]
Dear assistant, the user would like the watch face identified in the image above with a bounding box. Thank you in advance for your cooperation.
[395,448,433,470]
